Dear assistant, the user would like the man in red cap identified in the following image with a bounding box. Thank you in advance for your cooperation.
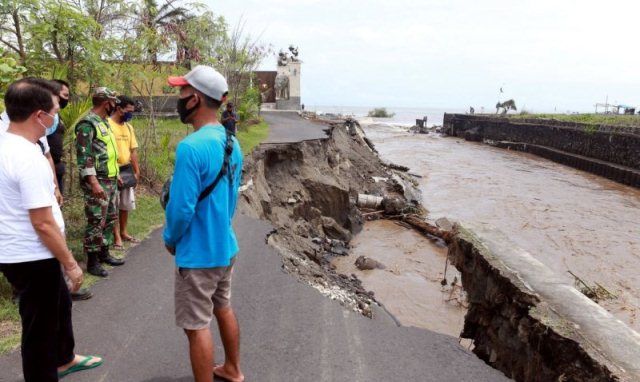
[164,65,245,382]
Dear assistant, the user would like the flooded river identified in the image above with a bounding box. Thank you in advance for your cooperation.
[336,123,640,334]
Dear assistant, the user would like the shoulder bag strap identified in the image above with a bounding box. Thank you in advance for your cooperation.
[197,130,234,203]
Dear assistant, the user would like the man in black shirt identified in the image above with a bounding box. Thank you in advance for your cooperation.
[48,79,70,195]
[221,102,239,135]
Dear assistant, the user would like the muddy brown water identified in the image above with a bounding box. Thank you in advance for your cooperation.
[333,220,467,337]
[337,123,640,335]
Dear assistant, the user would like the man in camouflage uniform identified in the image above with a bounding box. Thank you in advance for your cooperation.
[75,87,125,277]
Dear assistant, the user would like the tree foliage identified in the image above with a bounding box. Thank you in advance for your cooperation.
[0,0,271,121]
[496,99,517,114]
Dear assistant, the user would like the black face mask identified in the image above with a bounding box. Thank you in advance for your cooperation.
[177,94,199,123]
[105,102,115,116]
[59,98,69,110]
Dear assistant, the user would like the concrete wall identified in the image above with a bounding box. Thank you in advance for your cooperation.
[448,225,640,382]
[443,114,640,176]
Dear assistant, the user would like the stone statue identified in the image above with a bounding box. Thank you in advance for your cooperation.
[275,73,290,100]
[277,50,289,66]
[289,45,299,62]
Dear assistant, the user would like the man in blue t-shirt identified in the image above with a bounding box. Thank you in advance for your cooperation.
[221,102,239,135]
[165,65,244,382]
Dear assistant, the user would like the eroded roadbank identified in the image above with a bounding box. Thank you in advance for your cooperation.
[240,114,640,382]
[238,119,424,317]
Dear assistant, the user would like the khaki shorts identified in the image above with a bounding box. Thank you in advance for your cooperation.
[174,257,236,330]
[116,187,136,211]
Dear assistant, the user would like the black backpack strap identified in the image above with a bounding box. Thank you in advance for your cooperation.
[197,130,234,203]
[36,140,45,154]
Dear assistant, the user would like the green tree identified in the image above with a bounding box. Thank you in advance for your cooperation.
[0,55,25,93]
[496,99,517,114]
[138,0,190,64]
[0,0,38,64]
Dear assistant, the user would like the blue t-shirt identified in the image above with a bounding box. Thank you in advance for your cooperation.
[163,124,244,268]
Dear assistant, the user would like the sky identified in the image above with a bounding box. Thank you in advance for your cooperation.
[205,0,640,112]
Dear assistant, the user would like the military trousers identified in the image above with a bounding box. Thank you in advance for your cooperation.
[82,177,118,254]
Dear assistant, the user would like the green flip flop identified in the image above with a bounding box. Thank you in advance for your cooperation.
[58,355,103,379]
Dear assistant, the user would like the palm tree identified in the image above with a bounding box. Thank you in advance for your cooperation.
[139,0,190,64]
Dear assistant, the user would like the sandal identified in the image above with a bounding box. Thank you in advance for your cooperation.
[58,355,103,378]
[112,244,125,251]
[122,236,140,243]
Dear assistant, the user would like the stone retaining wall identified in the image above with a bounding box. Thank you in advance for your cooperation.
[448,225,640,382]
[443,114,640,172]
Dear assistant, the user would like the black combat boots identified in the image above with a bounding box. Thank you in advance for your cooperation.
[99,246,125,266]
[87,252,108,277]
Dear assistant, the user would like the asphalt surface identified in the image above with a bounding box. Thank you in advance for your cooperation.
[262,111,329,143]
[0,112,509,382]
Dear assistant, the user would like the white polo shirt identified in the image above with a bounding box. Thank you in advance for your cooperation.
[0,132,64,263]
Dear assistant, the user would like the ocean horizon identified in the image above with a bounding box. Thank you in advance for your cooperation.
[306,105,467,126]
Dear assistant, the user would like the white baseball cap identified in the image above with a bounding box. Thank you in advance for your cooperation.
[167,65,229,101]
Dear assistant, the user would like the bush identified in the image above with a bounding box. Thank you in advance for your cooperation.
[367,107,395,118]
[236,86,261,122]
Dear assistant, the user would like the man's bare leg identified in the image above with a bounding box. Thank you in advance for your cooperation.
[119,210,130,239]
[185,328,214,382]
[212,307,244,382]
[113,220,123,248]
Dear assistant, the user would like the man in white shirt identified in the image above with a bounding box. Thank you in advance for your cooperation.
[1,92,63,207]
[0,81,92,301]
[0,78,103,381]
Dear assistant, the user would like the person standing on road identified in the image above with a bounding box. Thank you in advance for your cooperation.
[109,95,141,250]
[0,78,103,381]
[75,87,124,277]
[221,102,239,135]
[2,78,92,301]
[164,65,245,382]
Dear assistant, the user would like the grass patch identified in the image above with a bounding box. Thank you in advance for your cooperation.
[0,117,269,355]
[509,113,640,127]
[237,119,270,154]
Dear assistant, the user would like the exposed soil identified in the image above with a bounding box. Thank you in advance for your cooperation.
[238,121,422,316]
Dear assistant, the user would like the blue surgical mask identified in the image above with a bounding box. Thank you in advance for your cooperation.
[123,111,133,122]
[45,113,59,136]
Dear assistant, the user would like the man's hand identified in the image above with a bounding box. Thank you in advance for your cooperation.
[165,244,176,256]
[90,181,106,200]
[117,176,123,188]
[134,172,140,182]
[54,187,64,207]
[63,262,83,293]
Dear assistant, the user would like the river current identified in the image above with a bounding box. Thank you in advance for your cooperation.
[335,122,640,335]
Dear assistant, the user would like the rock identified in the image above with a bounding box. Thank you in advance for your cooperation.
[287,198,297,204]
[382,197,405,215]
[355,255,386,270]
[330,241,349,256]
[311,237,324,245]
[435,217,454,231]
[238,179,253,192]
[321,216,353,242]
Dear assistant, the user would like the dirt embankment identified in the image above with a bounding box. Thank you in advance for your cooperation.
[238,120,421,316]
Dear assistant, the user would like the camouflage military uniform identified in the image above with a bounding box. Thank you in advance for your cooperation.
[75,111,120,254]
